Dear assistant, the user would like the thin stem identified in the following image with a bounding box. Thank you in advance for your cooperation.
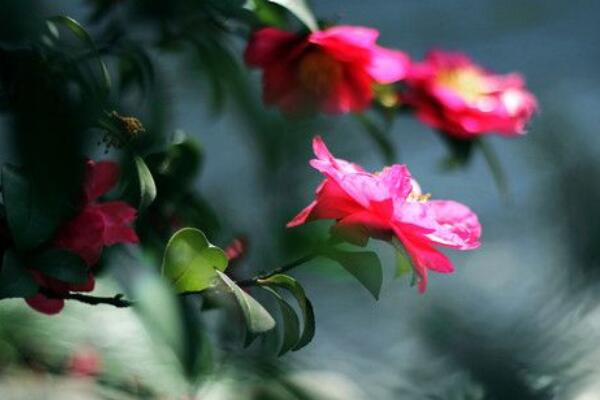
[477,138,511,203]
[40,288,133,308]
[236,253,318,287]
[37,252,319,308]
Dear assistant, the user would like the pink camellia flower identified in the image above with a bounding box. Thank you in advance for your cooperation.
[403,50,537,138]
[288,136,481,292]
[26,160,139,315]
[244,25,410,114]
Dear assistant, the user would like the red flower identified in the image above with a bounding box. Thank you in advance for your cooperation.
[26,160,138,315]
[245,26,410,114]
[288,137,481,292]
[403,50,537,138]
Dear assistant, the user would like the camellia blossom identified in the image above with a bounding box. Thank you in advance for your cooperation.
[26,160,139,315]
[403,50,537,138]
[288,136,481,292]
[244,25,410,114]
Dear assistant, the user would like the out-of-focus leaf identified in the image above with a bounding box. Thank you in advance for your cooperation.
[32,249,89,284]
[440,133,474,168]
[134,156,157,211]
[267,0,318,31]
[216,271,276,334]
[262,286,301,356]
[323,249,383,300]
[0,250,37,299]
[47,15,111,93]
[259,274,315,350]
[2,165,64,250]
[132,271,183,357]
[393,239,413,278]
[161,228,228,293]
[246,0,287,27]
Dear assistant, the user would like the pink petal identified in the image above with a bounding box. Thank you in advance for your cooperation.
[424,200,481,250]
[331,209,392,246]
[367,46,410,84]
[84,160,120,202]
[310,26,379,49]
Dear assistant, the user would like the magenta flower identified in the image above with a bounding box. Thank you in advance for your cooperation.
[26,160,139,315]
[288,137,481,292]
[244,25,410,115]
[403,50,537,138]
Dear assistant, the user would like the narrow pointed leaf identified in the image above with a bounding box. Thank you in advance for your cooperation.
[216,271,275,334]
[262,286,301,356]
[259,274,315,351]
[267,0,318,31]
[134,156,157,211]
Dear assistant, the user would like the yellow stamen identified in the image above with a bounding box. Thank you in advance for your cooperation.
[437,67,488,104]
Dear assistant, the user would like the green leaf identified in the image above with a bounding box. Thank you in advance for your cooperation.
[216,271,275,334]
[134,156,157,211]
[2,165,63,250]
[0,251,38,299]
[267,0,318,31]
[262,286,301,356]
[259,274,315,351]
[162,228,228,293]
[395,247,413,279]
[32,249,89,284]
[323,249,383,300]
[47,16,111,92]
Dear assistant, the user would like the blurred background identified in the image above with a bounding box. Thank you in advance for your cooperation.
[1,0,600,399]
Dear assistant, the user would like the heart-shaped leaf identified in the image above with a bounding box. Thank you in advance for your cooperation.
[0,250,38,299]
[323,249,383,300]
[162,228,228,293]
[259,274,315,351]
[216,271,275,334]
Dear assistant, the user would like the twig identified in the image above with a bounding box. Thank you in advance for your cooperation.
[40,288,133,308]
[237,253,317,287]
[38,253,318,308]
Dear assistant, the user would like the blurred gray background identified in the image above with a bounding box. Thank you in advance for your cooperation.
[2,0,600,399]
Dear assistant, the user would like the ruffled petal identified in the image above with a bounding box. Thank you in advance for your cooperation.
[92,201,139,246]
[424,200,481,250]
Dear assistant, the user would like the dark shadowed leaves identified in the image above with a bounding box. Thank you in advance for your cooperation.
[0,250,37,299]
[32,249,89,284]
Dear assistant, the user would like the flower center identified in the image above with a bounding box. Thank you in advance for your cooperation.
[437,67,488,104]
[407,191,431,203]
[298,50,343,95]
